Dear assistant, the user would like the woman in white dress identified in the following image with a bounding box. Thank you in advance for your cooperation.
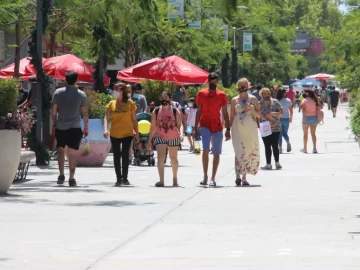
[230,78,261,186]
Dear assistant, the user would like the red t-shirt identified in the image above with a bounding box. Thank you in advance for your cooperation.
[286,90,295,102]
[196,88,228,133]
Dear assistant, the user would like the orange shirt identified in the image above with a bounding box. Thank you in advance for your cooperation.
[196,89,228,133]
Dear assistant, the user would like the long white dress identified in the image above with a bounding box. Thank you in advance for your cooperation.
[231,96,260,176]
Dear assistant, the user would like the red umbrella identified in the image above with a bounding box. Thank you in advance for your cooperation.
[306,73,335,80]
[131,56,209,84]
[117,58,161,83]
[0,57,46,79]
[43,54,110,85]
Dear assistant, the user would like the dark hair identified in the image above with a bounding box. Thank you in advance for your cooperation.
[257,84,262,91]
[161,91,172,100]
[115,82,129,102]
[66,70,78,85]
[305,90,319,107]
[189,97,198,108]
[208,72,219,82]
[133,83,142,91]
[276,88,286,100]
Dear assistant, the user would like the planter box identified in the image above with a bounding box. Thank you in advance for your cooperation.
[0,130,21,194]
[66,119,111,167]
[358,137,360,149]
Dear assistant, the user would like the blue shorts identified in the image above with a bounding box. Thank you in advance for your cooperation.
[201,127,223,155]
[303,116,317,126]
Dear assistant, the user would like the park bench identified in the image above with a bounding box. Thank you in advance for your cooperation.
[14,150,35,182]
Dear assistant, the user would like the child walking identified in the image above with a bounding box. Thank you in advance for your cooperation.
[185,97,198,153]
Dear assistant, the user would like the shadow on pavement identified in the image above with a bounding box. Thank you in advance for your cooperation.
[234,185,262,188]
[8,187,103,193]
[64,200,155,207]
[348,232,360,234]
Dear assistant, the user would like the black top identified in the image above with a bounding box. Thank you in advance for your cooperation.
[329,91,340,104]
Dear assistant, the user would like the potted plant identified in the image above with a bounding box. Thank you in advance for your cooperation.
[0,79,36,194]
[350,100,360,148]
[66,89,113,167]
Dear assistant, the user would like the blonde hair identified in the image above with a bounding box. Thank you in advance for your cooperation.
[237,78,249,88]
[259,87,271,97]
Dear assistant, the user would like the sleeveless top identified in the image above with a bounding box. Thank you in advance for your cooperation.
[155,107,180,140]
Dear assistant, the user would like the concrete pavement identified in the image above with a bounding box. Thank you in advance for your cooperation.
[1,103,360,270]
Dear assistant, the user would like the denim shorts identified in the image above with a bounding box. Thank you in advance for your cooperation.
[303,116,317,126]
[201,127,223,155]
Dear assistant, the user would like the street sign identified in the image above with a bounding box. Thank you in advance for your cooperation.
[243,32,253,51]
[168,0,184,21]
[187,0,201,29]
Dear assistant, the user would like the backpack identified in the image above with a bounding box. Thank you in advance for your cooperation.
[317,106,324,125]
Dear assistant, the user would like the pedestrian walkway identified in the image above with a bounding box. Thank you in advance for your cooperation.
[1,103,359,270]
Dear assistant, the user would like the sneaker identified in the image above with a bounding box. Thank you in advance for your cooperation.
[287,142,292,152]
[122,179,131,185]
[235,178,242,186]
[300,149,307,154]
[313,148,318,154]
[69,179,77,187]
[57,175,65,185]
[189,147,194,153]
[261,164,272,170]
[200,179,208,186]
[209,180,216,187]
[275,162,282,170]
[115,181,122,187]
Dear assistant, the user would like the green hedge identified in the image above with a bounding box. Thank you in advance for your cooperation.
[0,79,18,116]
[350,100,360,137]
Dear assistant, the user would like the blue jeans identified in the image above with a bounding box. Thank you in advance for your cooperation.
[279,118,290,148]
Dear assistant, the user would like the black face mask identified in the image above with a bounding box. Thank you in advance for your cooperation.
[209,83,217,91]
[160,99,170,106]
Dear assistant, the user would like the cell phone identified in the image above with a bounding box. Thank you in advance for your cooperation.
[241,100,247,105]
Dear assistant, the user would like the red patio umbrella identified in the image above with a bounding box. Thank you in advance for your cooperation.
[117,58,161,83]
[0,57,46,79]
[306,73,335,80]
[43,54,110,85]
[131,55,209,85]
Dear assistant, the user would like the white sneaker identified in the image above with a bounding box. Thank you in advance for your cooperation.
[261,164,272,170]
[275,162,282,170]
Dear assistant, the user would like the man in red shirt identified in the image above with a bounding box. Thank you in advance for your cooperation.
[286,86,296,105]
[194,72,231,187]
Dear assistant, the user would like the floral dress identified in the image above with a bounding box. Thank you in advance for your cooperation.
[231,96,260,176]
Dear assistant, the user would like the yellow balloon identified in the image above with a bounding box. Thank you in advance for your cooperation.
[138,120,151,134]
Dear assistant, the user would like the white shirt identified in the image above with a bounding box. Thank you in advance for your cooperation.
[185,107,197,127]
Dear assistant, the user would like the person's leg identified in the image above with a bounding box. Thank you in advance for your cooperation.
[155,142,167,185]
[310,125,318,151]
[303,125,309,152]
[55,129,66,183]
[110,136,122,183]
[210,130,223,183]
[187,134,193,150]
[168,143,179,186]
[282,118,291,152]
[120,136,133,184]
[200,127,211,183]
[271,132,281,164]
[279,119,284,149]
[67,128,83,186]
[262,135,272,165]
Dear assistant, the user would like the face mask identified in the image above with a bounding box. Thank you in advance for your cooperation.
[113,91,120,99]
[238,87,247,93]
[133,93,140,99]
[160,99,170,106]
[263,96,271,101]
[188,103,194,108]
[209,83,217,91]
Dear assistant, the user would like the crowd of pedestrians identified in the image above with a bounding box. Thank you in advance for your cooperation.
[51,70,332,187]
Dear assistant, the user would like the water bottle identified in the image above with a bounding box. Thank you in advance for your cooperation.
[194,140,201,155]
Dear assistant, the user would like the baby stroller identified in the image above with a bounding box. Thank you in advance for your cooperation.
[133,113,155,166]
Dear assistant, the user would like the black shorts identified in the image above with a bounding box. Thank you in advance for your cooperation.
[55,128,83,150]
[331,102,338,109]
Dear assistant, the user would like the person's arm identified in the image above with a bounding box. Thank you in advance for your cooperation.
[51,91,58,128]
[247,97,261,118]
[270,100,283,117]
[184,88,189,100]
[147,111,157,149]
[103,109,111,138]
[289,104,294,123]
[194,104,202,131]
[81,95,89,136]
[229,99,236,128]
[176,109,184,137]
[142,96,148,112]
[131,109,139,142]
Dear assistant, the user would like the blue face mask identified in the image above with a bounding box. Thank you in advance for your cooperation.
[133,93,140,99]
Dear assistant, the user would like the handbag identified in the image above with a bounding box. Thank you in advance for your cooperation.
[259,121,272,137]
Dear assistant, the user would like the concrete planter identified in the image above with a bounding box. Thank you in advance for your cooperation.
[0,130,21,194]
[358,137,360,149]
[66,119,110,167]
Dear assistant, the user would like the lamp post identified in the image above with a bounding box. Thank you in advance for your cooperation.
[36,0,43,145]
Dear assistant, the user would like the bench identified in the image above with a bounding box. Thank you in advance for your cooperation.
[14,150,36,182]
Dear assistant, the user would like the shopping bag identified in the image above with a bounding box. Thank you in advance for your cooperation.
[259,121,272,137]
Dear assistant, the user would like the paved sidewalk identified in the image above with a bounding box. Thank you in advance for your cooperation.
[1,103,360,270]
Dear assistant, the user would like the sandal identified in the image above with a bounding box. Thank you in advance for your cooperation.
[300,149,307,154]
[235,178,242,186]
[155,182,164,187]
[57,175,65,185]
[242,180,250,186]
[173,183,179,187]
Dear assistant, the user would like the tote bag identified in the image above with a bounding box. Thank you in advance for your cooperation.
[259,121,272,137]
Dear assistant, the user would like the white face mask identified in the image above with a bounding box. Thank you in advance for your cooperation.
[113,91,120,99]
[188,103,194,108]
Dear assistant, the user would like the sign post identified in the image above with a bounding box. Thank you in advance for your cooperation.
[187,0,201,29]
[243,32,253,52]
[168,0,184,21]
